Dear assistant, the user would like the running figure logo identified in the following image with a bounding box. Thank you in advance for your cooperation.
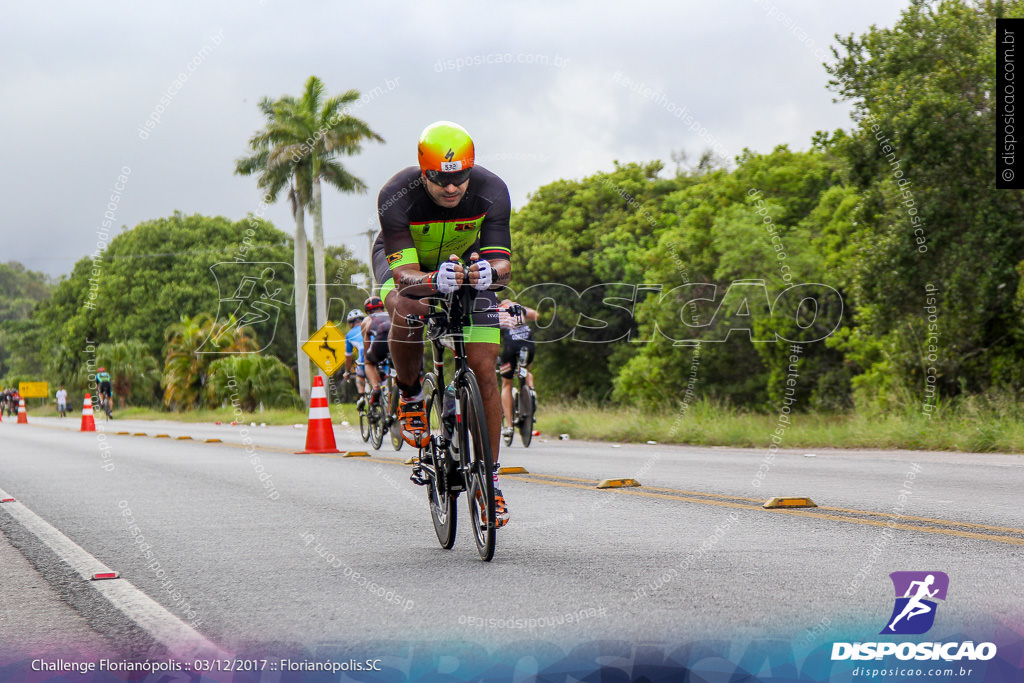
[200,262,292,354]
[881,571,949,635]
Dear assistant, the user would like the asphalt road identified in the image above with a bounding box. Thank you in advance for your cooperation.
[1,416,1022,672]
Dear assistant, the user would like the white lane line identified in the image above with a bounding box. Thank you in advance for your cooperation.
[0,486,230,660]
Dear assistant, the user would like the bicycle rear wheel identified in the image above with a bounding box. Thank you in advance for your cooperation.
[460,371,495,561]
[423,373,456,549]
[518,384,534,448]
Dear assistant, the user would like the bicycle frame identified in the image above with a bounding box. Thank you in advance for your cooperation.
[418,286,478,458]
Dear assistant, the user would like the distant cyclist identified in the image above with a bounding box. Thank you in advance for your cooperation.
[96,367,113,417]
[372,120,513,527]
[360,296,391,405]
[342,309,367,403]
[497,299,538,441]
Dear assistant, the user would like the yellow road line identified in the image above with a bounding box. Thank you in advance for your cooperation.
[767,508,1024,546]
[500,473,1024,546]
[816,505,1024,534]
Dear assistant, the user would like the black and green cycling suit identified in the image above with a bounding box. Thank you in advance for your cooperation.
[372,165,512,344]
[96,371,112,399]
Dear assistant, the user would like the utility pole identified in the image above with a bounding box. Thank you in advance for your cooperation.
[361,228,377,290]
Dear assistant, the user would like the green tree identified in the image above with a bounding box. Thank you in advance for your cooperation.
[31,213,362,400]
[162,313,258,409]
[0,262,54,382]
[509,161,674,401]
[826,0,1024,405]
[609,147,849,410]
[206,354,297,411]
[93,339,161,408]
[0,261,53,322]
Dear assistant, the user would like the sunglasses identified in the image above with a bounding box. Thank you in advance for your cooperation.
[424,168,472,187]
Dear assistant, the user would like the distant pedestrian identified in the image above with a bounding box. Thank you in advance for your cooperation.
[56,385,68,418]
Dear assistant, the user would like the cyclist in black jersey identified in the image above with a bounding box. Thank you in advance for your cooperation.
[497,298,539,441]
[360,296,391,404]
[372,121,512,527]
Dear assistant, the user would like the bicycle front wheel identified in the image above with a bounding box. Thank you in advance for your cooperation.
[388,379,403,451]
[358,401,371,442]
[460,371,495,561]
[423,373,456,549]
[369,403,385,450]
[503,389,515,447]
[518,384,534,448]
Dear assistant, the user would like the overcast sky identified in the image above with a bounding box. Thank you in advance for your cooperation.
[1,0,906,278]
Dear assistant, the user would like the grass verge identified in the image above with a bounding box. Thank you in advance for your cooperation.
[536,399,1024,453]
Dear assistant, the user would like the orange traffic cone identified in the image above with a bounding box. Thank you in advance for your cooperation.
[297,376,341,454]
[17,398,28,424]
[80,394,96,432]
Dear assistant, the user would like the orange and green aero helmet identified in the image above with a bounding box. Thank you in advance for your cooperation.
[418,121,474,187]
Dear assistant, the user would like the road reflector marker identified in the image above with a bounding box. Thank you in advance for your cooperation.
[91,571,120,581]
[499,466,529,474]
[343,451,369,457]
[132,432,147,436]
[204,438,222,443]
[176,436,192,440]
[154,434,170,438]
[1,497,15,503]
[597,478,641,489]
[764,496,818,509]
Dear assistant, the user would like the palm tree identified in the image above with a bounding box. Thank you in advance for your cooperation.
[163,313,258,410]
[236,78,384,389]
[236,98,313,403]
[206,354,297,412]
[277,76,384,332]
[94,340,161,408]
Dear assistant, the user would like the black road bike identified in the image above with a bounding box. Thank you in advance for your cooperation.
[407,286,498,561]
[357,359,403,451]
[503,344,537,448]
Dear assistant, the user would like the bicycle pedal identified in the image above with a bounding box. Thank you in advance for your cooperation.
[409,468,429,486]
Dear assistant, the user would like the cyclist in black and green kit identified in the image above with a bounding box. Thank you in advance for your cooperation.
[372,121,512,527]
[96,367,113,418]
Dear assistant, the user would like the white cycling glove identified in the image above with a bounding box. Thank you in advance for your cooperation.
[472,259,492,290]
[434,261,460,294]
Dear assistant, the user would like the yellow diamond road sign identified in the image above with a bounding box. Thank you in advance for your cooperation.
[302,322,347,376]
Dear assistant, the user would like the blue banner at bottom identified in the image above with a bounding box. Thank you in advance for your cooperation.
[1,627,1022,683]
